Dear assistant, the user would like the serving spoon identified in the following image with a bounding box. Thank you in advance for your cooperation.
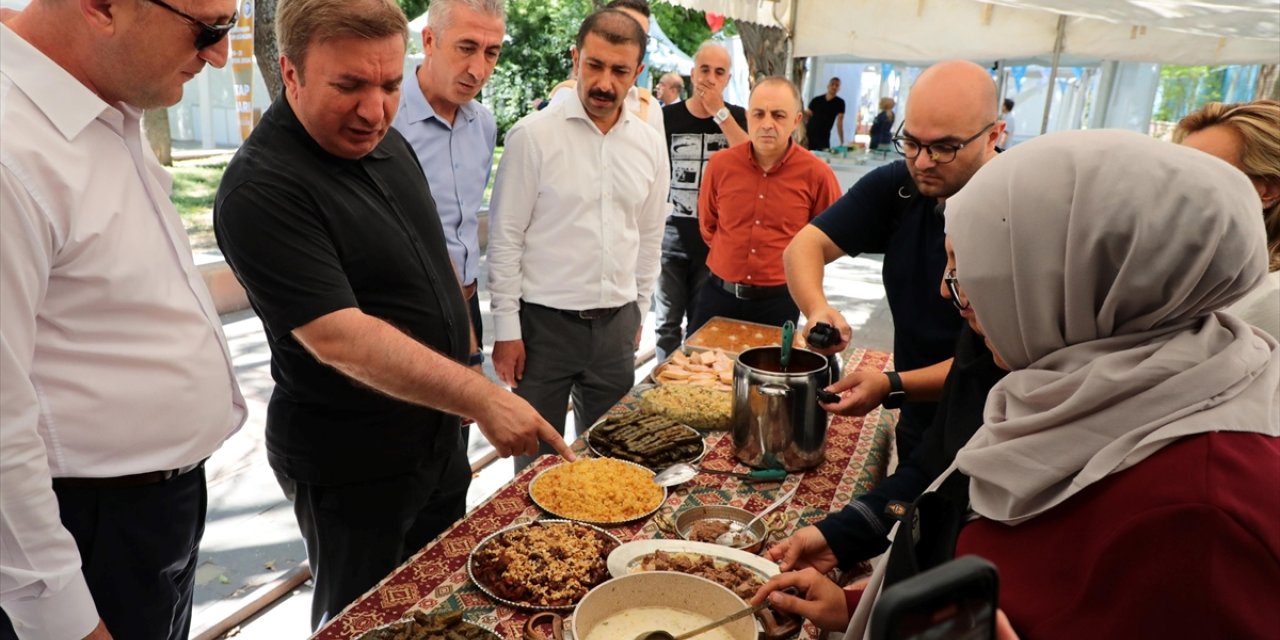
[636,600,767,640]
[715,483,798,547]
[651,462,787,488]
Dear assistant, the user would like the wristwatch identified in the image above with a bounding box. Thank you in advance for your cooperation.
[468,352,485,366]
[713,107,731,124]
[882,371,907,409]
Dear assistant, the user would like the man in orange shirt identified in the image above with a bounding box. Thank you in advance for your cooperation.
[692,77,842,331]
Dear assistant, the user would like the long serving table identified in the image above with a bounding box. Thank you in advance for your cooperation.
[313,347,897,640]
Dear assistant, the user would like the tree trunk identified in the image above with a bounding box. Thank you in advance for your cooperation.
[791,57,808,101]
[143,108,173,166]
[736,22,789,88]
[254,0,283,102]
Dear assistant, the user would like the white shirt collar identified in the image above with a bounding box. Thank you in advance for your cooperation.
[1,24,119,141]
[560,86,636,132]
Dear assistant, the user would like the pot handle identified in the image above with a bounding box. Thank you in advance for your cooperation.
[524,612,565,640]
[654,513,678,538]
[757,383,790,398]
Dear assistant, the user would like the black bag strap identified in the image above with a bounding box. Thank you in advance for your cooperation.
[881,469,970,588]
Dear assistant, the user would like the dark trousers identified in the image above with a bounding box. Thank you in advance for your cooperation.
[653,251,710,362]
[276,437,471,630]
[688,278,801,335]
[513,301,641,471]
[0,467,207,640]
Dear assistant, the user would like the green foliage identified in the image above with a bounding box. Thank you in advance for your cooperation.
[486,0,593,137]
[169,161,227,218]
[651,2,734,59]
[1154,65,1226,122]
[168,160,228,250]
[397,0,429,21]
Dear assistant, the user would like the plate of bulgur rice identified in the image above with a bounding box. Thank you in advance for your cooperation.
[528,457,667,524]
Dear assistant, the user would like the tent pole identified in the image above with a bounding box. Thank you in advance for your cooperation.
[1041,14,1067,135]
[784,0,798,82]
[995,60,1007,103]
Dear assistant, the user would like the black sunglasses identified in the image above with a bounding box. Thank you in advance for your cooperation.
[144,0,238,50]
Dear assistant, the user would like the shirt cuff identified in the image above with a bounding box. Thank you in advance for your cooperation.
[494,312,522,342]
[3,573,99,640]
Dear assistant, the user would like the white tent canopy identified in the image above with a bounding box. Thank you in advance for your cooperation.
[668,0,1280,65]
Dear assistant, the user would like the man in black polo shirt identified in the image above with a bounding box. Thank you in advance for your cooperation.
[213,0,573,628]
[785,60,1003,462]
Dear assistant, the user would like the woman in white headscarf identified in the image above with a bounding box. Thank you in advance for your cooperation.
[755,130,1280,639]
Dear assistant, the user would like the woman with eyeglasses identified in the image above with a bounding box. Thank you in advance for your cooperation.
[756,129,1280,639]
[1174,99,1280,340]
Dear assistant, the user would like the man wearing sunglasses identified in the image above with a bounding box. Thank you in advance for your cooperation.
[1,1,244,639]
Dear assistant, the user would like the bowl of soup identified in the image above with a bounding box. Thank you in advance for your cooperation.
[571,571,756,640]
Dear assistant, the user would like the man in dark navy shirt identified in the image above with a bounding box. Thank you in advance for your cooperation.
[785,60,1005,461]
[767,60,1009,579]
[213,0,573,628]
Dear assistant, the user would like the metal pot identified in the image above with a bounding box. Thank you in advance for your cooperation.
[731,346,832,471]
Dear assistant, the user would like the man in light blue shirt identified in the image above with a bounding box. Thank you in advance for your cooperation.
[393,0,504,353]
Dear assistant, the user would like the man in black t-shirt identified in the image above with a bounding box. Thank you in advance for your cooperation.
[213,0,573,629]
[804,77,845,151]
[653,41,749,360]
[786,60,1005,462]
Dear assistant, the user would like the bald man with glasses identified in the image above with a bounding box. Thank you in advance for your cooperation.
[1,1,244,639]
[784,60,1004,463]
[762,60,1008,580]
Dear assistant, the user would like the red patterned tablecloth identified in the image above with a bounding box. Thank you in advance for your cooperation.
[313,348,895,640]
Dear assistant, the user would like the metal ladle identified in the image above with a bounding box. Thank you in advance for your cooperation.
[651,462,788,488]
[636,600,767,640]
[715,483,798,547]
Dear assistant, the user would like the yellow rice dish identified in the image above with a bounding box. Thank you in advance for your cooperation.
[531,458,664,523]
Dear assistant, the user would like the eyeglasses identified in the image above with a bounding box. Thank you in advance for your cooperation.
[944,268,970,311]
[893,122,996,164]
[143,0,238,50]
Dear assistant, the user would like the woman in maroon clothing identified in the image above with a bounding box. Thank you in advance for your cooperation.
[757,130,1280,639]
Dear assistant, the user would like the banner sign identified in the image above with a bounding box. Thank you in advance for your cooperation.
[230,0,255,141]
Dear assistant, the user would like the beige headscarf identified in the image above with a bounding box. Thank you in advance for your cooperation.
[844,128,1280,640]
[946,129,1279,524]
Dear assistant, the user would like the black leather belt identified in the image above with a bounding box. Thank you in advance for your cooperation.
[52,460,206,490]
[525,301,625,321]
[709,275,790,300]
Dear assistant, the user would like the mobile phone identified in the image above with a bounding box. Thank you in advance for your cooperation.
[869,555,999,640]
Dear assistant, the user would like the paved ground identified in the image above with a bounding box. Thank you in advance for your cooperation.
[190,154,901,639]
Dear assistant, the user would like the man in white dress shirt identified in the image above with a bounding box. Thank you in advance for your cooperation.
[0,1,246,639]
[489,8,671,471]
